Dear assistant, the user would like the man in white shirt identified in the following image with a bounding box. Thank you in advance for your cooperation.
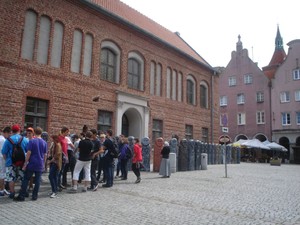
[0,127,11,196]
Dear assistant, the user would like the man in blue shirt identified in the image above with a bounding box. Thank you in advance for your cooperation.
[1,124,28,198]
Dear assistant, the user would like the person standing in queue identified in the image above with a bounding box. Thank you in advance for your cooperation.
[131,138,142,184]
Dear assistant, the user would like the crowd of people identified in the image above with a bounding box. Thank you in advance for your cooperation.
[0,124,152,201]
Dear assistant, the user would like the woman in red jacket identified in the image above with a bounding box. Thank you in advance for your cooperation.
[131,138,142,183]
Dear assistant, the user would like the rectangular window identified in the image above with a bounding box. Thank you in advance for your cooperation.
[282,113,291,125]
[220,96,228,106]
[237,113,246,125]
[97,110,112,132]
[152,119,163,143]
[256,111,265,124]
[51,22,64,68]
[37,16,51,65]
[244,74,253,84]
[295,90,300,101]
[256,92,264,103]
[296,112,300,125]
[237,93,245,104]
[185,125,193,140]
[293,69,300,80]
[228,76,236,86]
[83,34,93,76]
[202,127,208,143]
[280,91,290,103]
[25,97,48,131]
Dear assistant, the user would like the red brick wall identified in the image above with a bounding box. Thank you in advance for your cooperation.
[0,0,219,142]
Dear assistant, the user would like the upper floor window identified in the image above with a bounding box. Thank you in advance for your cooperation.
[51,21,64,68]
[237,113,246,125]
[101,48,116,82]
[237,93,245,104]
[177,72,183,102]
[21,10,37,61]
[280,91,290,103]
[293,69,300,80]
[128,52,144,91]
[282,112,291,125]
[256,92,264,103]
[296,112,300,125]
[71,31,93,75]
[256,111,265,124]
[37,16,51,65]
[295,90,300,102]
[220,96,228,106]
[150,62,162,96]
[200,82,208,108]
[244,74,253,84]
[25,97,48,131]
[228,76,236,86]
[186,75,196,105]
[97,110,112,132]
[185,125,193,140]
[100,41,120,83]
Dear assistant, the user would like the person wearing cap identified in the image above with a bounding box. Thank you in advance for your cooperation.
[1,124,29,199]
[159,141,171,178]
[14,127,48,201]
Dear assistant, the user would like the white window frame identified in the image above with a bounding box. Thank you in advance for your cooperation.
[237,93,245,104]
[256,92,264,103]
[295,90,300,102]
[256,111,265,124]
[229,76,236,86]
[293,69,300,80]
[220,96,228,106]
[237,113,246,125]
[244,74,253,84]
[282,112,291,125]
[296,112,300,125]
[280,91,290,103]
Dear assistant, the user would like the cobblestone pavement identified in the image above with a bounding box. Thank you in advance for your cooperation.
[1,163,300,225]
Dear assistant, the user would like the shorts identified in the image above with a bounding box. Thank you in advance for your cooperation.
[0,155,5,179]
[5,166,24,182]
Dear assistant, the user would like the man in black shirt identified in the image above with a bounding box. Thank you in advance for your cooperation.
[89,129,101,191]
[100,129,115,188]
[70,131,93,193]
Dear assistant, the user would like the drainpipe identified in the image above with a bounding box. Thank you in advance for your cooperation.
[210,70,216,143]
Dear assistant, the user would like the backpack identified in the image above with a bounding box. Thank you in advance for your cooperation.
[7,136,25,167]
[110,137,119,158]
[125,146,133,159]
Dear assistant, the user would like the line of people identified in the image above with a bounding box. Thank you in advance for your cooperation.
[0,124,145,201]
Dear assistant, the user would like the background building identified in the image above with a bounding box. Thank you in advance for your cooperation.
[0,0,219,143]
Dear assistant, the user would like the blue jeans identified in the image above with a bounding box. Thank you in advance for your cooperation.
[48,163,59,193]
[103,162,114,187]
[19,169,42,199]
[57,162,65,187]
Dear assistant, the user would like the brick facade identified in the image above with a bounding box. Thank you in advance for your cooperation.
[0,0,219,142]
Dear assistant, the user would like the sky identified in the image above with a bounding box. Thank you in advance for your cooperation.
[120,0,299,68]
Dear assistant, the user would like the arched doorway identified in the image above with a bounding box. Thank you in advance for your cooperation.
[254,133,267,142]
[121,108,142,139]
[279,137,290,162]
[292,136,300,164]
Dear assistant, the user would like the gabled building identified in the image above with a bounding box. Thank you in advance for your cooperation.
[219,35,271,142]
[0,0,219,143]
[270,39,300,163]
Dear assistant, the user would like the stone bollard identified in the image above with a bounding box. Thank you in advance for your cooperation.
[141,137,151,172]
[169,152,176,173]
[201,153,208,170]
[153,137,164,172]
[178,139,188,171]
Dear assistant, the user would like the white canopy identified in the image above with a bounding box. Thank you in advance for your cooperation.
[242,139,270,150]
[263,141,288,152]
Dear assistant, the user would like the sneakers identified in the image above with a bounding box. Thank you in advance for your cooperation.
[82,187,87,192]
[3,189,10,195]
[59,184,66,189]
[50,193,57,198]
[93,184,99,192]
[135,178,141,184]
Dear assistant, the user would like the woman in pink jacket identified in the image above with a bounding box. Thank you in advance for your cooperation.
[131,138,142,183]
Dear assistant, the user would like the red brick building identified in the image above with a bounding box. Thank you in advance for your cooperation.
[0,0,219,143]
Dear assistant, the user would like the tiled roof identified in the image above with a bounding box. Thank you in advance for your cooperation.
[268,49,286,67]
[84,0,211,69]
